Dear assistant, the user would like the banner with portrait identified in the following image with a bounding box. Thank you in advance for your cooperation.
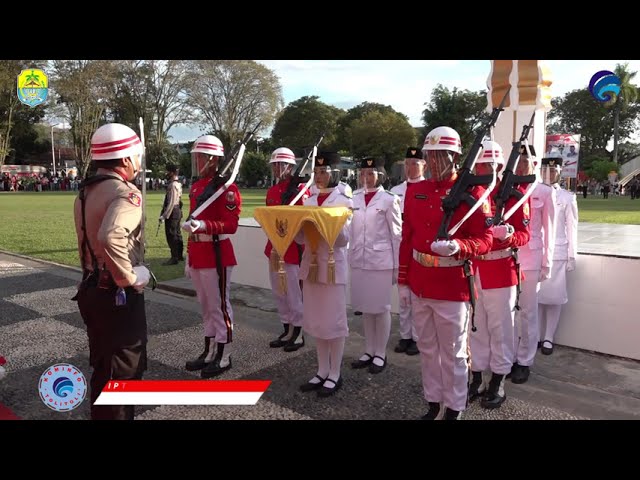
[545,134,581,179]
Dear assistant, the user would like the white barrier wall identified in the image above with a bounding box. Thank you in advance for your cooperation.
[234,220,639,361]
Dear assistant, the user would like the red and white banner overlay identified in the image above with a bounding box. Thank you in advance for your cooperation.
[94,380,271,405]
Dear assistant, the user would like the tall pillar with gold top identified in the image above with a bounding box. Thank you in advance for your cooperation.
[486,60,553,157]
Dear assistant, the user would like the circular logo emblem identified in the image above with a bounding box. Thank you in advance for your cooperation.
[588,70,621,106]
[38,363,87,412]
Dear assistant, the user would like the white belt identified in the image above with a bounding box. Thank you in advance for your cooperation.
[476,248,514,261]
[189,233,229,242]
[412,249,465,268]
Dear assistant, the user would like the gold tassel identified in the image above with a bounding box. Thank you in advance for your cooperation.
[327,247,336,284]
[278,259,287,294]
[308,253,318,283]
[269,249,280,272]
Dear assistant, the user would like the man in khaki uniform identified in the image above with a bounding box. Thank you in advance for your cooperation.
[159,163,184,265]
[73,123,151,421]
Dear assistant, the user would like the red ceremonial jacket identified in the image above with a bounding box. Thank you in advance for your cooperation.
[398,178,493,302]
[475,183,531,289]
[187,178,241,269]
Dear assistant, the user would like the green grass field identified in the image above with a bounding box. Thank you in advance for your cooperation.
[1,190,638,282]
[0,189,267,282]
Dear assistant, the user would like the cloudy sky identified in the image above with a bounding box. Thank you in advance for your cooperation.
[167,60,639,143]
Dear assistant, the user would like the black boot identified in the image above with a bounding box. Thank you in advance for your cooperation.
[443,408,462,420]
[269,324,290,348]
[185,337,215,371]
[201,343,232,378]
[481,373,506,409]
[405,339,419,356]
[468,371,485,403]
[283,326,305,352]
[394,338,411,353]
[420,402,441,420]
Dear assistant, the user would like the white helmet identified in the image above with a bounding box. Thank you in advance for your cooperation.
[422,126,462,154]
[270,147,296,165]
[191,135,224,157]
[476,140,505,166]
[91,123,142,161]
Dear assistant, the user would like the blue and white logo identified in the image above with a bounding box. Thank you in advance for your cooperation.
[38,363,87,412]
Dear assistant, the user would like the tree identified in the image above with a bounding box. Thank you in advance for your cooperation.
[336,101,411,154]
[422,85,489,152]
[146,142,182,178]
[270,96,345,154]
[586,158,619,182]
[51,60,118,178]
[0,60,47,167]
[185,60,283,149]
[239,151,270,187]
[547,88,640,160]
[611,63,639,164]
[347,110,417,168]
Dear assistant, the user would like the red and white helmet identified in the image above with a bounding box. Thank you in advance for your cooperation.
[270,147,296,165]
[422,126,462,154]
[476,140,505,166]
[90,123,142,161]
[191,135,224,157]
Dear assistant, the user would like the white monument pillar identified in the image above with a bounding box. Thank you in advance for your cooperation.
[486,60,553,158]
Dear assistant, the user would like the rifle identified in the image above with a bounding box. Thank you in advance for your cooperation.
[189,123,261,220]
[492,113,538,226]
[281,133,324,206]
[435,86,511,241]
[138,117,147,261]
[138,117,157,289]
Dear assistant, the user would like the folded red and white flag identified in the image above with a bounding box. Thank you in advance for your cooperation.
[94,380,271,405]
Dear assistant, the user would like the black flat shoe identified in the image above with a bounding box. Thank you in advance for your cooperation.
[317,377,343,397]
[541,340,554,355]
[299,375,326,393]
[368,355,386,374]
[351,353,373,369]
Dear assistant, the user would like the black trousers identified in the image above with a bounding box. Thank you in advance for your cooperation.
[165,206,184,260]
[76,284,147,420]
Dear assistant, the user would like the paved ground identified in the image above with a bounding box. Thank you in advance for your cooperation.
[577,223,640,258]
[1,252,639,421]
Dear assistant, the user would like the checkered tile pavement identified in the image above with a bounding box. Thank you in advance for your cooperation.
[0,258,589,420]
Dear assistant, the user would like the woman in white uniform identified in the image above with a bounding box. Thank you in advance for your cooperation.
[349,156,402,373]
[538,157,578,355]
[296,152,354,397]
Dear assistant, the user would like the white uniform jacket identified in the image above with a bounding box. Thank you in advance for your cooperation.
[518,182,556,271]
[551,185,578,261]
[348,187,402,271]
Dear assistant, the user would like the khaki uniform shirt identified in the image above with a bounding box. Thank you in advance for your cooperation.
[74,171,143,288]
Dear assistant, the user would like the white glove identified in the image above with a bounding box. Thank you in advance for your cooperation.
[566,258,576,272]
[493,224,514,241]
[158,217,165,224]
[398,285,411,308]
[392,268,398,286]
[132,265,151,292]
[184,256,191,279]
[181,219,204,233]
[539,266,551,282]
[430,239,460,257]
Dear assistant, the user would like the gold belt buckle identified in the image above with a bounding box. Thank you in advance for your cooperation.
[420,252,438,267]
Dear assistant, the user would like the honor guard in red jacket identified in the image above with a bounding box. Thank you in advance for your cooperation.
[182,135,242,378]
[389,147,425,356]
[264,147,309,351]
[468,140,531,409]
[398,126,493,420]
